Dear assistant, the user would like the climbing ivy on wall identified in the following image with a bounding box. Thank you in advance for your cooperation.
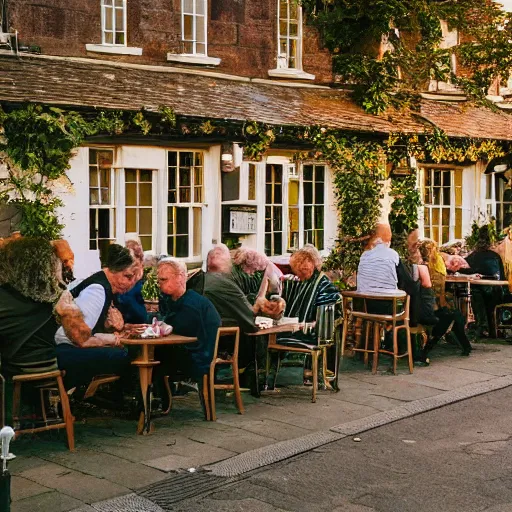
[0,103,509,281]
[300,0,512,114]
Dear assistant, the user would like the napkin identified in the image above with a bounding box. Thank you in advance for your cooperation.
[141,318,173,338]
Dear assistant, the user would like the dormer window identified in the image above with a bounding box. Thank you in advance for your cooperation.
[268,0,315,80]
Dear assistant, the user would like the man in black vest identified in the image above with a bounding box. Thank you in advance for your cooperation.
[55,244,136,389]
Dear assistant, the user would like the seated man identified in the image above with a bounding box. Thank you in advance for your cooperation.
[156,258,221,383]
[188,245,260,334]
[54,244,135,389]
[0,237,64,376]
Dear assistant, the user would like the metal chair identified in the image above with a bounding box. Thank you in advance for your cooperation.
[341,290,413,375]
[266,303,340,403]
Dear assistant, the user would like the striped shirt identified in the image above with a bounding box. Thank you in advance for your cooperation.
[231,265,264,305]
[282,270,341,323]
[357,243,399,294]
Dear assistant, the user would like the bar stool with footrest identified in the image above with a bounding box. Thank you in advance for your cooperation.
[341,290,413,375]
[11,370,75,450]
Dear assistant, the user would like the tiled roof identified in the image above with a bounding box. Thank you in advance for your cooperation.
[0,53,422,135]
[0,54,511,140]
[420,99,512,141]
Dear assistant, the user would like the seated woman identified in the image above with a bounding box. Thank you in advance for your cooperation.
[55,244,136,389]
[417,240,472,363]
[282,245,340,326]
[460,225,506,337]
[114,236,147,324]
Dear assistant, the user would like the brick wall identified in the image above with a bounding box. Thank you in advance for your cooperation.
[7,0,333,83]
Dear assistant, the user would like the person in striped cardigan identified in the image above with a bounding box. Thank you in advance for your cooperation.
[281,245,340,324]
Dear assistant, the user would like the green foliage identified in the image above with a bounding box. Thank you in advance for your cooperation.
[132,111,152,135]
[0,104,91,238]
[301,0,512,113]
[465,218,500,251]
[141,267,160,301]
[389,171,421,256]
[242,121,276,161]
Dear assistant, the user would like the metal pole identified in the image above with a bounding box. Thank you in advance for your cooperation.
[0,426,15,512]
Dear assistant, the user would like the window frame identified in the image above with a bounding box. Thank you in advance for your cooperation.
[422,167,463,245]
[101,0,127,47]
[181,0,208,57]
[276,0,304,71]
[166,149,205,259]
[88,148,117,257]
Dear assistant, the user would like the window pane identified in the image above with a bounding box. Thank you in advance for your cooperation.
[315,206,324,229]
[126,208,136,232]
[89,169,98,187]
[168,151,177,167]
[304,182,313,204]
[273,207,282,231]
[139,183,152,206]
[442,187,451,206]
[138,208,152,235]
[196,43,206,55]
[274,233,282,255]
[184,15,194,41]
[196,16,205,44]
[315,183,324,205]
[289,180,299,206]
[455,208,462,239]
[176,207,188,234]
[183,0,194,14]
[432,208,439,226]
[289,22,298,37]
[105,7,113,30]
[104,32,114,44]
[115,8,124,31]
[305,206,313,230]
[97,209,111,238]
[433,187,440,205]
[196,0,205,15]
[126,183,137,207]
[100,187,110,205]
[274,183,282,204]
[315,166,325,182]
[193,208,202,256]
[442,208,450,225]
[303,165,313,181]
[316,230,324,250]
[115,32,124,45]
[125,169,136,182]
[176,236,189,258]
[140,169,152,182]
[248,164,256,200]
[90,189,99,205]
[140,236,152,251]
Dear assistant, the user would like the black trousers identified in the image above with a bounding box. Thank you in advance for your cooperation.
[427,307,471,353]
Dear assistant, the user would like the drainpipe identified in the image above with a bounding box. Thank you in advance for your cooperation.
[1,0,8,33]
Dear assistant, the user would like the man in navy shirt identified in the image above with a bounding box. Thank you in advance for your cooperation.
[157,258,221,380]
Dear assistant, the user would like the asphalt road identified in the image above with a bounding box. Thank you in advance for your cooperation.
[170,387,512,512]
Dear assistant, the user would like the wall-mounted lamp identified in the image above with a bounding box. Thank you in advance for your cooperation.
[221,142,235,173]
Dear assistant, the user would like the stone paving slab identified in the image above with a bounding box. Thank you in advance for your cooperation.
[12,490,85,512]
[9,342,512,511]
[19,462,130,503]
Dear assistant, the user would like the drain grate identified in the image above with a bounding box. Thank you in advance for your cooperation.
[139,471,231,509]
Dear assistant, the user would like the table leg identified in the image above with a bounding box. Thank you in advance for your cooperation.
[137,366,154,435]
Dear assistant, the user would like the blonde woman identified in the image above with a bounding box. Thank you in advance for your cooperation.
[417,240,472,362]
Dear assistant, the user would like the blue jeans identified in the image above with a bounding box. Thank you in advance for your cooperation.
[56,343,131,389]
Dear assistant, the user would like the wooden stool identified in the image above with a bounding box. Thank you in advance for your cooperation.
[208,327,244,421]
[341,291,413,375]
[12,370,75,451]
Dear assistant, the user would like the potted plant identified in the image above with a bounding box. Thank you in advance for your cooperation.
[141,267,159,313]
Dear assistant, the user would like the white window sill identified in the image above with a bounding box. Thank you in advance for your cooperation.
[86,44,142,56]
[166,53,221,66]
[268,68,315,80]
